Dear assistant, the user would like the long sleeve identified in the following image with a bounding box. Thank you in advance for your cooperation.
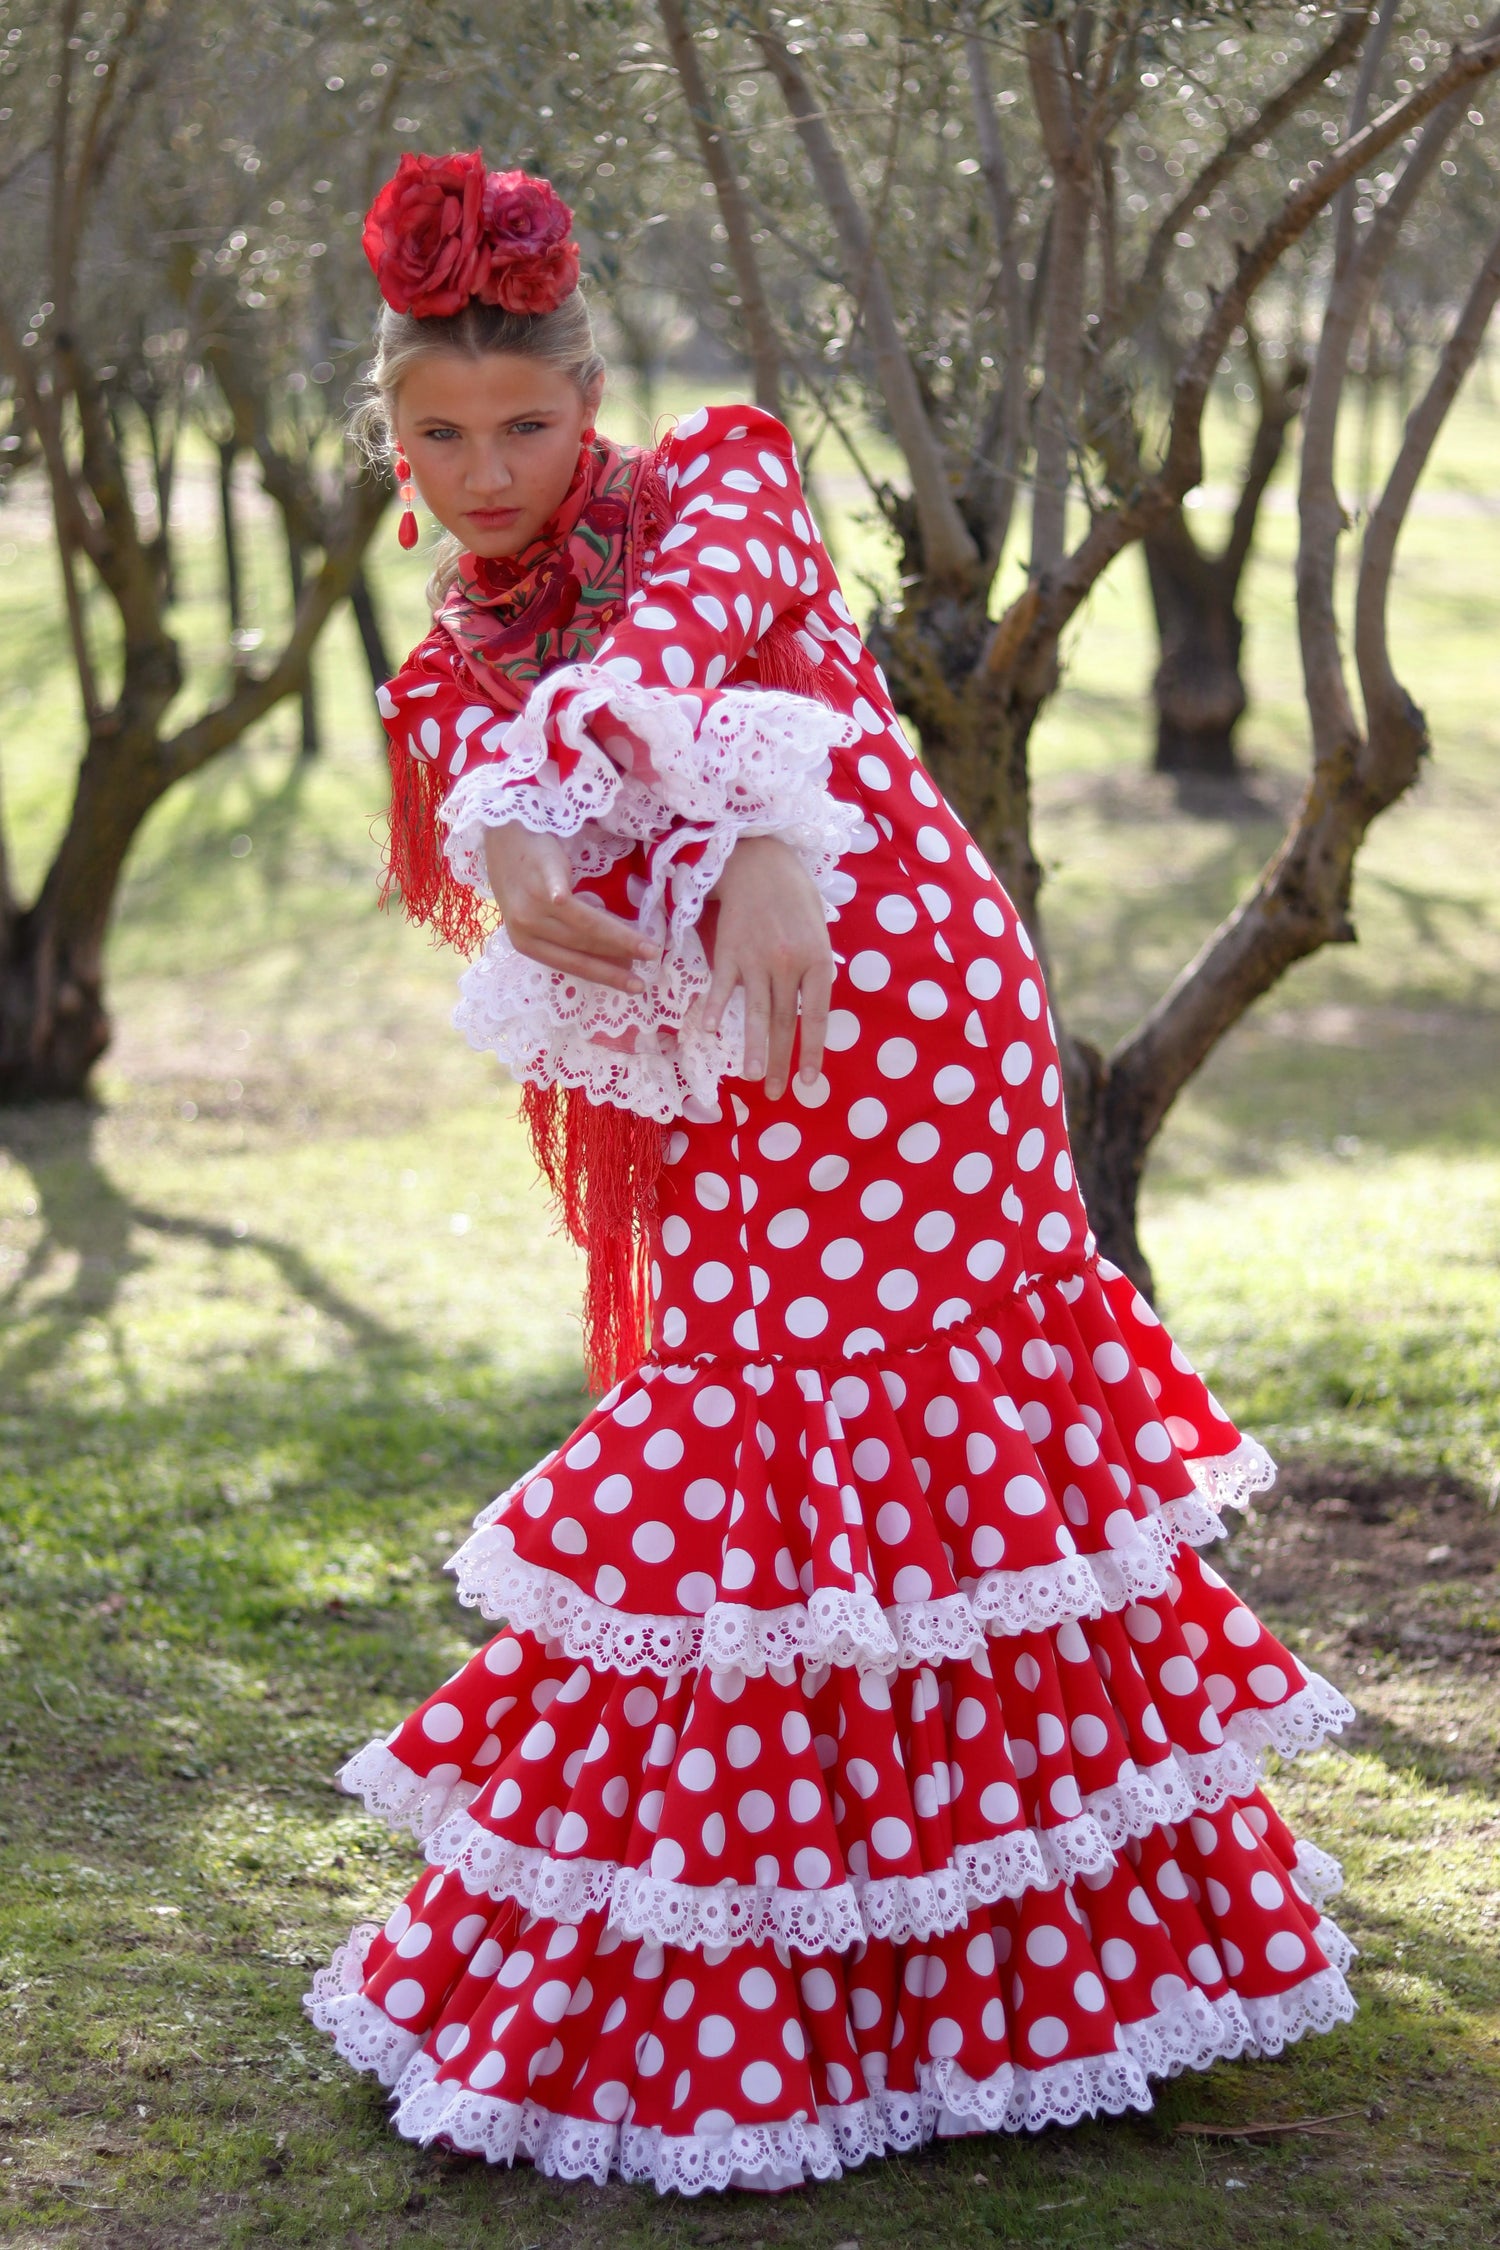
[434,407,865,1123]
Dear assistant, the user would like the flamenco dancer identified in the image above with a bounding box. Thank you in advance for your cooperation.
[307,151,1357,2192]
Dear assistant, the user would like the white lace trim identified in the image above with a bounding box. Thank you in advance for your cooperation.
[386,1705,1348,1954]
[1185,1437,1276,1513]
[336,1738,479,1843]
[302,1922,423,2089]
[449,1504,1203,1677]
[318,1952,1355,2189]
[441,671,862,1123]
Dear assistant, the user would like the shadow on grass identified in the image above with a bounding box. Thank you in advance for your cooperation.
[0,1102,400,1392]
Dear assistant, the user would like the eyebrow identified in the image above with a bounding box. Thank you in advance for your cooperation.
[411,404,564,425]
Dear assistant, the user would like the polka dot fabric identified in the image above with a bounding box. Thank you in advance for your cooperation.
[309,403,1357,2192]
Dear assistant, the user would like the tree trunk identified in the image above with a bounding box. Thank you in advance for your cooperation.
[1144,512,1246,778]
[285,525,320,757]
[349,565,394,695]
[0,679,177,1099]
[218,437,244,666]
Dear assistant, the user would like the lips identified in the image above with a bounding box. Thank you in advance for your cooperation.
[467,506,522,527]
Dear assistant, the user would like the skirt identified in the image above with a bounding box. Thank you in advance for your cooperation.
[305,731,1355,2192]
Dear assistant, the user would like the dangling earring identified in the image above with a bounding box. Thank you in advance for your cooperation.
[580,424,596,446]
[394,452,419,550]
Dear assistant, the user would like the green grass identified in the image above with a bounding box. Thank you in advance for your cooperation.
[0,375,1497,2246]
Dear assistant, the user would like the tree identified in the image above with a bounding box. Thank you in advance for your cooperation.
[635,0,1500,1285]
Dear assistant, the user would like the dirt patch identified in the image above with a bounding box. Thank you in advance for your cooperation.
[1221,1460,1500,1672]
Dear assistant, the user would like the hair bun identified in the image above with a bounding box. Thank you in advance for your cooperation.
[362,152,579,320]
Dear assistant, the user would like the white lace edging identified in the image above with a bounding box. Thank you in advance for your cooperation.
[406,1726,1345,1955]
[448,1506,1200,1678]
[336,1738,479,1843]
[302,1923,423,2089]
[442,670,863,1123]
[320,1952,1355,2190]
[1185,1437,1276,1513]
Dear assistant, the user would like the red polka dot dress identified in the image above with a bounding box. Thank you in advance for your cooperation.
[306,405,1356,2192]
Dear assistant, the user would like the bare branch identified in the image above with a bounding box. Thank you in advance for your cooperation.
[160,473,389,781]
[1126,7,1372,331]
[657,0,782,417]
[964,18,1030,563]
[751,14,979,581]
[1026,22,1094,577]
[1163,26,1500,510]
[1355,215,1500,762]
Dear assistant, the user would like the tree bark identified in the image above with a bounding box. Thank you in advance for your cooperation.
[284,521,320,758]
[1143,520,1245,778]
[349,566,394,698]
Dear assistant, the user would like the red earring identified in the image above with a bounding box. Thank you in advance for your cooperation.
[581,424,597,446]
[394,451,419,550]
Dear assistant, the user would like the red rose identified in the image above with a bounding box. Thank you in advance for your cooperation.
[487,240,581,317]
[362,150,490,318]
[482,169,573,257]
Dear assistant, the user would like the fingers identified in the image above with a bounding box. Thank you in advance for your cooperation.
[764,963,801,1101]
[543,890,659,965]
[515,936,651,994]
[740,970,771,1087]
[795,958,833,1087]
[702,937,741,1039]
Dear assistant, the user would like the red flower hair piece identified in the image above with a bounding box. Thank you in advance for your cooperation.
[363,152,579,320]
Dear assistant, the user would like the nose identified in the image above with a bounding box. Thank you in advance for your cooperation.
[465,444,513,495]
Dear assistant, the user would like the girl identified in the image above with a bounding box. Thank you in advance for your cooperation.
[307,152,1355,2194]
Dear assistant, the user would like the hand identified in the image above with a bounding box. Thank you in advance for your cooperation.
[704,834,833,1101]
[483,823,660,994]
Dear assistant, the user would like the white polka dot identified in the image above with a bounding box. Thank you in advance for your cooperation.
[967,1431,997,1473]
[915,1209,956,1252]
[1248,1663,1289,1702]
[698,2014,736,2058]
[643,1429,684,1470]
[1100,1937,1137,1981]
[875,892,916,931]
[1221,1607,1261,1649]
[1134,1421,1172,1462]
[871,1815,913,1860]
[824,1011,860,1054]
[1159,1654,1200,1696]
[848,1097,888,1138]
[979,1780,1020,1825]
[966,1238,1005,1283]
[758,1121,802,1160]
[694,1385,737,1427]
[766,1207,809,1251]
[785,1295,829,1338]
[383,1978,427,2022]
[934,1064,975,1105]
[877,1269,918,1310]
[849,951,891,992]
[908,980,948,1020]
[421,1702,463,1743]
[1037,1212,1073,1253]
[1073,1970,1107,2012]
[1028,2015,1069,2059]
[916,825,950,863]
[859,1179,903,1221]
[810,1153,851,1191]
[740,2059,782,2105]
[877,1037,917,1079]
[1265,1929,1307,1973]
[1001,1042,1033,1086]
[952,1152,993,1193]
[684,1480,727,1523]
[808,1237,862,1286]
[897,1122,940,1164]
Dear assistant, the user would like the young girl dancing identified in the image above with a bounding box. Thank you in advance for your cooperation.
[306,151,1355,2195]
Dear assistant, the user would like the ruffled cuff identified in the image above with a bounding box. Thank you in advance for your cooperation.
[441,666,864,1123]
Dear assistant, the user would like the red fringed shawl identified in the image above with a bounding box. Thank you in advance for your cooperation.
[380,433,827,1389]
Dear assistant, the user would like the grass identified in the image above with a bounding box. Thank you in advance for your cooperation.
[0,372,1497,2247]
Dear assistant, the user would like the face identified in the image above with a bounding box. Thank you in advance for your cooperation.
[392,350,604,559]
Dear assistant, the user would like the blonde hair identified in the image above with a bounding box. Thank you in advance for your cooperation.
[353,294,606,608]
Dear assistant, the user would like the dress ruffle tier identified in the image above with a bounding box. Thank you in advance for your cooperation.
[306,1257,1356,2194]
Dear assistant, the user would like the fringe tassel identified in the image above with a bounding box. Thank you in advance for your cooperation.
[520,1081,664,1391]
[755,614,836,704]
[379,734,493,956]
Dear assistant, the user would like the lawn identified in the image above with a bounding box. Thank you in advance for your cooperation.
[0,372,1497,2248]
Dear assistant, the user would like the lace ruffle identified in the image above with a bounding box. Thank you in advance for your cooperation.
[449,1503,1210,1679]
[328,1950,1356,2189]
[376,1717,1346,1954]
[442,671,863,1123]
[1186,1436,1276,1513]
[303,1923,423,2089]
[336,1738,479,1843]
